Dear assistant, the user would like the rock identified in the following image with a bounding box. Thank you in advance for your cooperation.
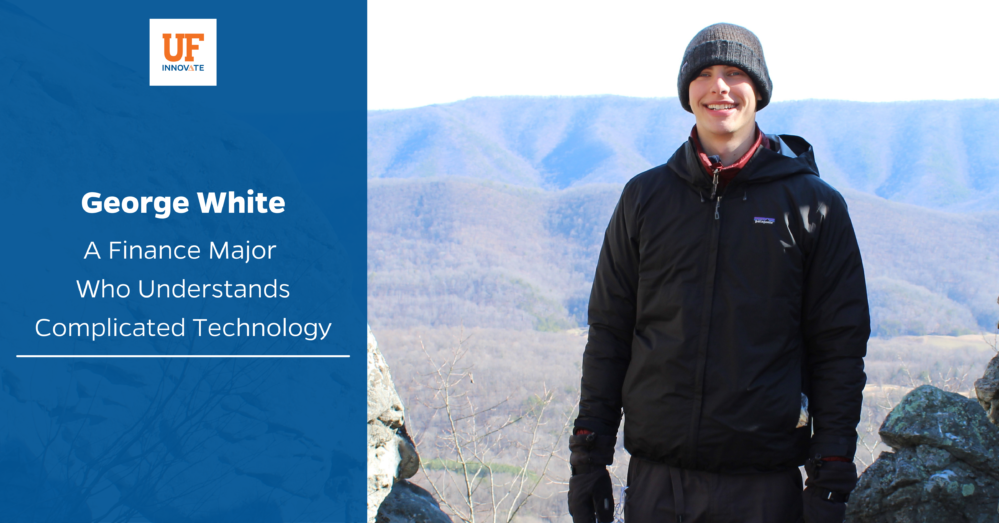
[369,325,406,431]
[879,385,999,471]
[975,353,999,426]
[376,480,452,523]
[368,326,449,523]
[846,385,999,522]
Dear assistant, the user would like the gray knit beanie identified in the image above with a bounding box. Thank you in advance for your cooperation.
[678,23,772,112]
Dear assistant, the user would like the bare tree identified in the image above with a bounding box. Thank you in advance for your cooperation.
[410,329,575,523]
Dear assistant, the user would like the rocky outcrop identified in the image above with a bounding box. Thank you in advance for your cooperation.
[376,481,452,523]
[367,326,449,523]
[975,353,999,427]
[846,385,999,522]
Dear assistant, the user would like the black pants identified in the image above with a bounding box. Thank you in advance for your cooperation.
[625,456,804,523]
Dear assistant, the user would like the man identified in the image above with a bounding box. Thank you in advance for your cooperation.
[567,23,869,523]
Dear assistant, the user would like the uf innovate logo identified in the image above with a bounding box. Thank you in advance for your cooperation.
[149,19,217,86]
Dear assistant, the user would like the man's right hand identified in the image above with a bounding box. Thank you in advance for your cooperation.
[567,431,617,523]
[568,467,614,523]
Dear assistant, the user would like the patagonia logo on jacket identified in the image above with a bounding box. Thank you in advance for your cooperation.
[754,216,775,224]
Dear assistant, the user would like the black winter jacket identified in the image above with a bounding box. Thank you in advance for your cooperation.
[575,134,869,474]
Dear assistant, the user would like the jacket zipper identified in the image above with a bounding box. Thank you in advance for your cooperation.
[688,167,724,468]
[710,168,722,220]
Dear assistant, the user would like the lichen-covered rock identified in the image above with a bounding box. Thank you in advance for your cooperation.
[846,385,999,522]
[368,326,424,523]
[975,353,999,427]
[376,480,452,523]
[880,385,999,470]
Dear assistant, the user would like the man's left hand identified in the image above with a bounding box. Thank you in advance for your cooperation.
[802,486,846,523]
[802,458,856,523]
[568,467,614,523]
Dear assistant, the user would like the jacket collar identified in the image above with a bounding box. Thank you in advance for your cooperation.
[691,124,769,178]
[667,133,820,193]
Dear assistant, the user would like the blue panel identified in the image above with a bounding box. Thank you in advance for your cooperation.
[0,1,366,521]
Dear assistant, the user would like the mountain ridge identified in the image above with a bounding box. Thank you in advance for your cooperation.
[368,96,999,212]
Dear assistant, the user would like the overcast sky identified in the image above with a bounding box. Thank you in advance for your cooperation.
[369,0,997,110]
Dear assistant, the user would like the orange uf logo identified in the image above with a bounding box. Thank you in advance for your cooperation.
[162,33,204,62]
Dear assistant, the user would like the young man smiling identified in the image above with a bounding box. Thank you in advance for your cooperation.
[567,23,869,523]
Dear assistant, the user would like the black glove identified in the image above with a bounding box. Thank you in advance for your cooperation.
[567,432,616,523]
[568,468,614,523]
[802,457,857,523]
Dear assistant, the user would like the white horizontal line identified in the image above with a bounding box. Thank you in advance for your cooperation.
[16,355,350,358]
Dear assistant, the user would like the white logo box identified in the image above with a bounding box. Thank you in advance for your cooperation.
[149,19,217,86]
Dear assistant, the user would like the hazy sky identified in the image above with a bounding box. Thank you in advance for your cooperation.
[369,0,997,110]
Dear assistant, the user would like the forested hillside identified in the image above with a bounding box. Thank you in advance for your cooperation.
[368,97,999,337]
[367,97,999,522]
[368,178,999,337]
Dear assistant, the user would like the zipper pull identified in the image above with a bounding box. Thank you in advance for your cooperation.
[715,196,722,220]
[709,168,720,200]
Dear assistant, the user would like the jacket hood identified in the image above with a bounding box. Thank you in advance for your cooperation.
[667,133,819,192]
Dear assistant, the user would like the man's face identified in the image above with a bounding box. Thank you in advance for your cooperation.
[689,65,761,139]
